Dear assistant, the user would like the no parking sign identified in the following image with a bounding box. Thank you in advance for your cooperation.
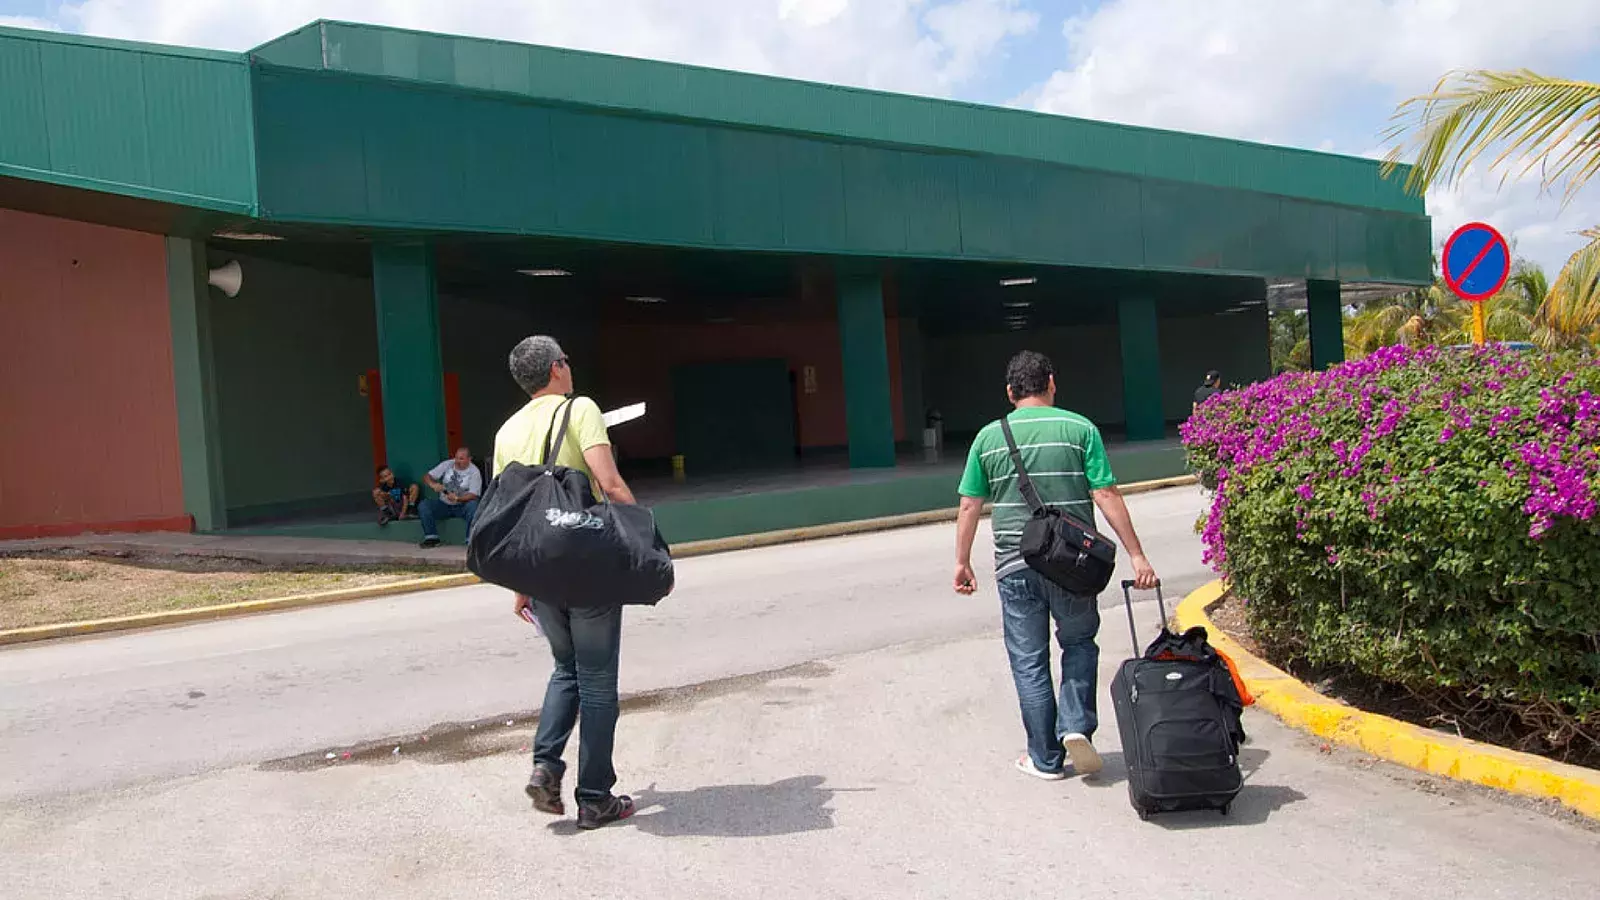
[1441,222,1510,345]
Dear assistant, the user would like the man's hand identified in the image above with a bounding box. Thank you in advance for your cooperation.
[954,496,985,597]
[444,492,459,504]
[513,593,533,621]
[1092,486,1159,591]
[954,563,977,595]
[1130,553,1159,591]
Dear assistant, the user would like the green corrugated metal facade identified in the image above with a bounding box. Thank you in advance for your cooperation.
[0,18,1431,284]
[0,27,257,213]
[255,21,1422,214]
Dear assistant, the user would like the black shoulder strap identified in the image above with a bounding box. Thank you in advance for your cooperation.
[540,398,577,465]
[998,414,1046,515]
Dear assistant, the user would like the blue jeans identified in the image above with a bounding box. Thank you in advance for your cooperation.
[418,498,478,540]
[997,569,1101,774]
[531,600,623,802]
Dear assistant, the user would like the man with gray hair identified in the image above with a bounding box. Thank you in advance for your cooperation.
[494,335,641,830]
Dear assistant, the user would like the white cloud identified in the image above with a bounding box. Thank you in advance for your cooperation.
[1428,174,1599,280]
[56,0,1033,97]
[0,16,61,31]
[924,0,1038,85]
[1020,0,1600,275]
[1026,0,1600,143]
[779,0,851,28]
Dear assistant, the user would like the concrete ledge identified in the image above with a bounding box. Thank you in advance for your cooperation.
[0,476,1196,647]
[672,474,1195,556]
[1177,580,1600,821]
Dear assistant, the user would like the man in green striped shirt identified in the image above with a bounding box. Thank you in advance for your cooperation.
[954,350,1159,781]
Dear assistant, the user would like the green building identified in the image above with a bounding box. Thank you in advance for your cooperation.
[0,20,1430,545]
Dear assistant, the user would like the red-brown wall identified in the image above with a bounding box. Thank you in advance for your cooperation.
[0,209,188,538]
[598,317,905,460]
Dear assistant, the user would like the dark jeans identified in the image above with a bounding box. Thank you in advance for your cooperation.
[531,599,623,803]
[997,569,1100,774]
[418,498,478,539]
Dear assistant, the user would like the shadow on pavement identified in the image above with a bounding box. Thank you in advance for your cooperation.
[546,775,870,838]
[1079,747,1303,828]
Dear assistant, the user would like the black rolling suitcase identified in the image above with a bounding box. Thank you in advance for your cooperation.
[1110,580,1245,821]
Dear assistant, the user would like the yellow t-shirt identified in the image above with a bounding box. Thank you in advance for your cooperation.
[492,395,610,482]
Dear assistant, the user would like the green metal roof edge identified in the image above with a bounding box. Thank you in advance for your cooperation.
[261,18,1424,215]
[0,22,246,63]
[256,209,1434,287]
[0,162,258,217]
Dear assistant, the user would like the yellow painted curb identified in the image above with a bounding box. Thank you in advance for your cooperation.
[1177,580,1600,821]
[1,476,1197,647]
[0,574,480,647]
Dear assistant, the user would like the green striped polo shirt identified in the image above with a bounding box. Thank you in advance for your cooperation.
[957,406,1117,579]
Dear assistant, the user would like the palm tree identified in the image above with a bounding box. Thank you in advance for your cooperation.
[1338,262,1545,358]
[1460,259,1540,345]
[1270,309,1310,372]
[1539,229,1600,348]
[1345,282,1465,356]
[1382,70,1600,349]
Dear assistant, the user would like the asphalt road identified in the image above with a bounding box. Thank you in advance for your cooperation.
[4,485,1596,900]
[0,487,1209,800]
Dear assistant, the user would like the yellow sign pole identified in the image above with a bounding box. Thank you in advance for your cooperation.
[1472,300,1487,346]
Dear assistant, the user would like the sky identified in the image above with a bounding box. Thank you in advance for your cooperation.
[4,0,1599,278]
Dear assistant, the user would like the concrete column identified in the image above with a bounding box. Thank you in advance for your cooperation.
[372,242,447,483]
[1118,295,1164,442]
[165,237,227,532]
[1307,279,1344,370]
[837,272,897,468]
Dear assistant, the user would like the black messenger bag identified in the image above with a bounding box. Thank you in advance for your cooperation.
[998,414,1117,595]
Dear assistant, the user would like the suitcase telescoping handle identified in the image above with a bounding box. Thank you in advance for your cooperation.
[1120,579,1166,653]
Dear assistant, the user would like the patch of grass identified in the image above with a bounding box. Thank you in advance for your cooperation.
[0,557,439,631]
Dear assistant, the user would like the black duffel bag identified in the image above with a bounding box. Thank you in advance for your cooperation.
[467,398,675,608]
[999,414,1117,595]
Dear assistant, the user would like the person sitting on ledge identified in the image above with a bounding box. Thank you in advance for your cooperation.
[418,447,483,548]
[372,465,419,526]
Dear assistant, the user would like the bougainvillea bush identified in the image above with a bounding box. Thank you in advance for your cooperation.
[1183,345,1600,761]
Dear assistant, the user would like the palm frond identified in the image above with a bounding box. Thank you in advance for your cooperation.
[1506,261,1549,312]
[1538,231,1600,343]
[1382,70,1600,203]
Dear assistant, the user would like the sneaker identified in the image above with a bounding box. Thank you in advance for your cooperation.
[1062,733,1104,776]
[576,794,636,830]
[378,509,395,527]
[1014,755,1067,781]
[524,764,565,816]
[419,535,441,549]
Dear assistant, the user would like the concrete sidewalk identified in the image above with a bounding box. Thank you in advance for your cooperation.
[0,530,469,569]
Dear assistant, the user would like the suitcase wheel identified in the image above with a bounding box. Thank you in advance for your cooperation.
[1219,803,1231,817]
[1137,808,1151,822]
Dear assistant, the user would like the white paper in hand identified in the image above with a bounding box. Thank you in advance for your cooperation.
[602,402,646,428]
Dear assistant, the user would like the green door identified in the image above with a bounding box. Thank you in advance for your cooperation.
[672,359,797,473]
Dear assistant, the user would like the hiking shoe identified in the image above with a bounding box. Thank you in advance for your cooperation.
[524,764,565,816]
[576,795,636,830]
[1063,733,1103,776]
[1014,755,1066,781]
[419,535,441,549]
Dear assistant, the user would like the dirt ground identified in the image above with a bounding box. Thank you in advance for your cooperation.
[0,553,431,630]
[1205,592,1265,657]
